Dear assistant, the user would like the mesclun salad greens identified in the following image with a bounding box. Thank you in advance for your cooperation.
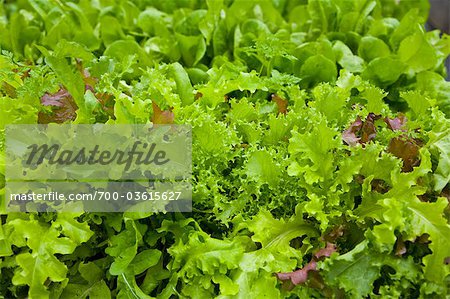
[1,0,450,298]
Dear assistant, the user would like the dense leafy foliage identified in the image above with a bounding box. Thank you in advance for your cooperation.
[1,0,450,298]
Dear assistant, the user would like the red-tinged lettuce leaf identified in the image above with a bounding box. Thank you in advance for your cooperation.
[314,242,337,259]
[151,101,174,124]
[384,114,407,131]
[38,88,78,124]
[323,225,345,243]
[40,88,71,107]
[94,92,115,119]
[342,116,363,146]
[370,178,390,194]
[39,59,115,123]
[395,237,407,256]
[361,113,381,143]
[271,94,288,115]
[77,60,115,119]
[342,113,380,146]
[387,135,421,172]
[276,260,317,285]
[75,59,97,92]
[276,242,337,286]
